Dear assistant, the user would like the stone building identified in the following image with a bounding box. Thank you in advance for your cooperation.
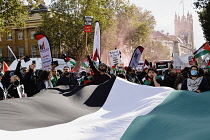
[151,12,195,58]
[0,0,49,63]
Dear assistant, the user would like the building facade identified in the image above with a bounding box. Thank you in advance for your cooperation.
[151,12,195,58]
[0,0,49,63]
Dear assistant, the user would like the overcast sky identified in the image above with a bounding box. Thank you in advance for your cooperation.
[44,0,205,49]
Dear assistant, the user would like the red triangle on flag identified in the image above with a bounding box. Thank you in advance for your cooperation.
[93,49,98,61]
[203,42,210,51]
[3,61,9,73]
[66,56,71,61]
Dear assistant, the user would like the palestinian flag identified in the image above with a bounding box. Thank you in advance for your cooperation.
[2,77,210,139]
[82,61,89,68]
[68,57,76,67]
[194,42,210,58]
[143,59,149,68]
[2,61,8,73]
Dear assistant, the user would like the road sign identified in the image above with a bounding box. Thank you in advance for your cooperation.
[84,25,92,33]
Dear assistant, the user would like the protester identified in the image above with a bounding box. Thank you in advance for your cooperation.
[87,55,111,85]
[7,75,24,98]
[51,69,60,87]
[56,66,78,86]
[163,69,177,88]
[14,56,26,84]
[37,70,53,92]
[181,65,209,92]
[126,66,141,84]
[143,68,162,87]
[0,73,5,100]
[174,74,185,90]
[24,63,38,97]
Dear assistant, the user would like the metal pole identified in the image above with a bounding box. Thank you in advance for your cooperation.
[86,32,88,52]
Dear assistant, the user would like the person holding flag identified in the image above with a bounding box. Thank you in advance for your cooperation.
[87,55,111,85]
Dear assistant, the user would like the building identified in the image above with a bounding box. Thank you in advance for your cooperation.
[151,12,195,58]
[0,0,49,64]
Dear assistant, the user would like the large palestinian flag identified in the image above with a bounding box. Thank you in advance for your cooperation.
[1,77,210,140]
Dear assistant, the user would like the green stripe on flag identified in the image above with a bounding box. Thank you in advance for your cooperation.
[195,49,210,58]
[121,90,210,140]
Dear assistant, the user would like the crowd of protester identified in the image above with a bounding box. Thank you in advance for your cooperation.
[0,55,210,101]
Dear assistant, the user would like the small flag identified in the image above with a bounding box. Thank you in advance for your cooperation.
[194,42,210,58]
[82,61,89,68]
[3,61,8,73]
[112,66,117,71]
[143,59,149,68]
[68,58,76,67]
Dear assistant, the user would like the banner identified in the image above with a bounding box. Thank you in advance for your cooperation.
[35,34,52,70]
[128,46,144,69]
[188,56,197,66]
[109,49,121,67]
[156,62,168,69]
[93,22,101,61]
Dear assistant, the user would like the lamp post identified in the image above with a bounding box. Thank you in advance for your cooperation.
[58,32,61,58]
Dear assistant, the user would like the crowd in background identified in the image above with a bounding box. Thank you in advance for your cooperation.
[0,55,210,100]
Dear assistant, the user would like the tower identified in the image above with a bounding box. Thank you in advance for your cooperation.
[174,12,194,48]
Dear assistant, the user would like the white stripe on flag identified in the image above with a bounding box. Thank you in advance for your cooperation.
[0,78,174,140]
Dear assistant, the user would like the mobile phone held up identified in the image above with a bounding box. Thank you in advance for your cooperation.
[24,56,30,63]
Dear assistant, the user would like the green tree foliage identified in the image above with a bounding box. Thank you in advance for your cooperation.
[194,0,210,41]
[38,0,156,67]
[0,0,34,32]
[142,40,171,62]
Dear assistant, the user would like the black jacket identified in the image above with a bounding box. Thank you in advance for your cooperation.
[56,75,78,86]
[24,69,38,97]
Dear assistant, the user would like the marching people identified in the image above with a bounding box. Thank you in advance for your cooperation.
[181,65,209,93]
[51,69,60,87]
[24,63,38,97]
[7,75,25,98]
[126,66,141,84]
[163,69,177,88]
[87,55,111,85]
[142,68,162,87]
[56,66,78,86]
[37,70,53,92]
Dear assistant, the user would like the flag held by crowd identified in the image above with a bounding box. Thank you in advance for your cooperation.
[129,46,144,69]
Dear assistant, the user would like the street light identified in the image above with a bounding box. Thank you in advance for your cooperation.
[58,32,61,58]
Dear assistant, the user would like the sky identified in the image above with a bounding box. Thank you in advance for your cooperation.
[44,0,205,49]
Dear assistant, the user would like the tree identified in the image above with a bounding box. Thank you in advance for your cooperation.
[194,0,210,41]
[0,0,34,32]
[38,0,156,68]
[141,40,171,62]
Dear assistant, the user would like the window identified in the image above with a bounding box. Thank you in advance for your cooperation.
[30,31,35,39]
[0,48,2,61]
[19,46,24,57]
[8,47,13,60]
[7,32,12,40]
[31,45,37,57]
[18,32,23,40]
